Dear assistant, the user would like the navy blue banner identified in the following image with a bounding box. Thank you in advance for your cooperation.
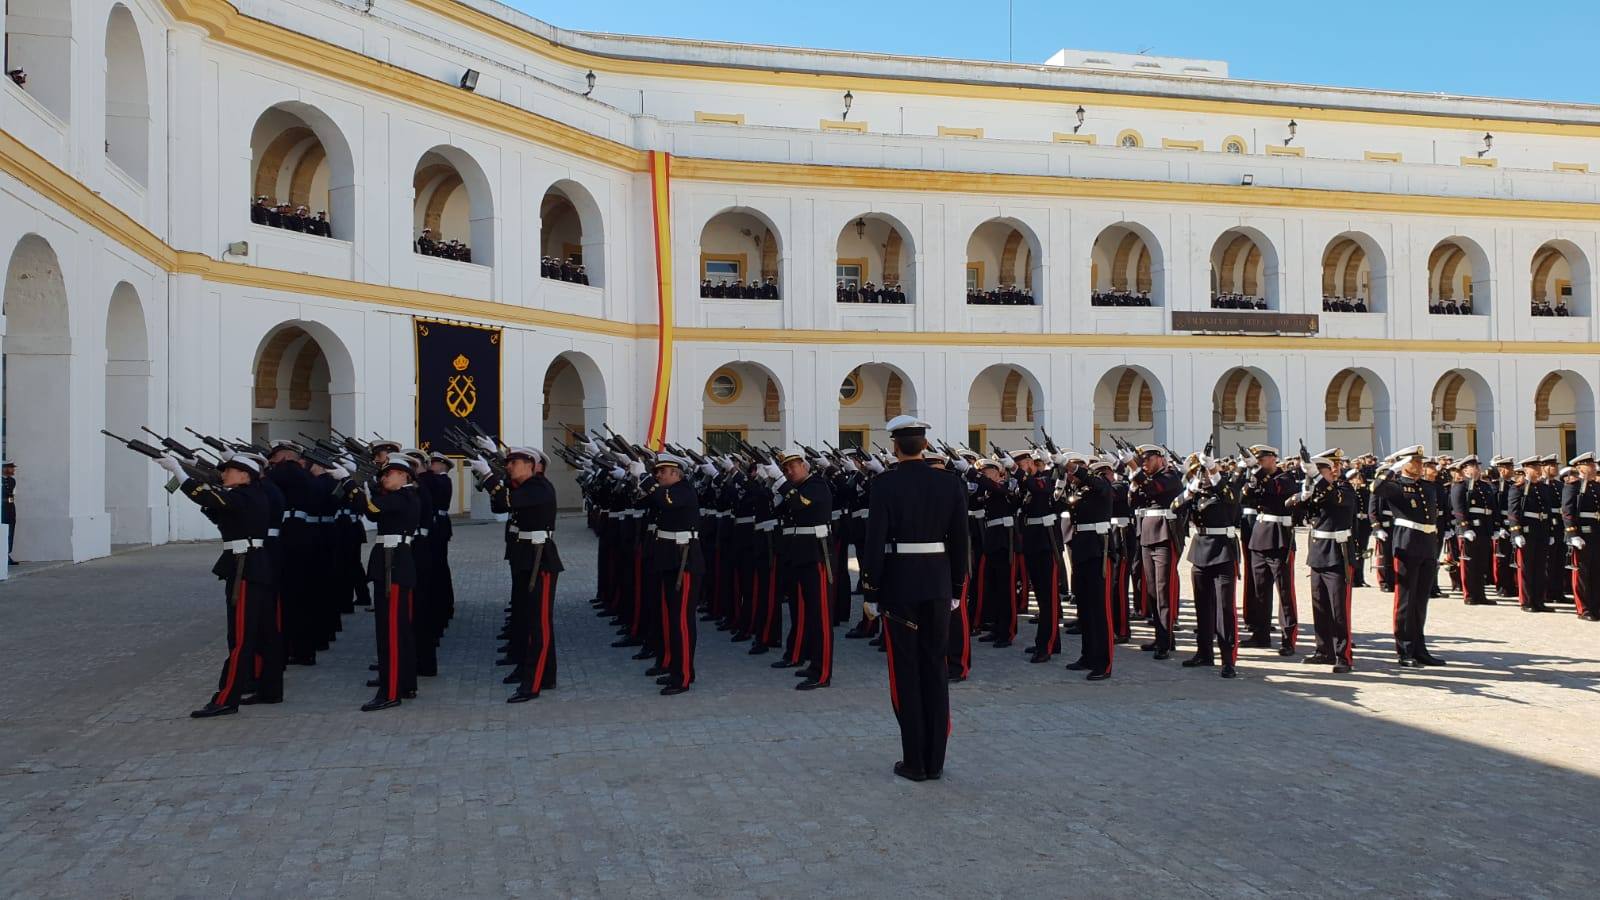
[415,318,501,454]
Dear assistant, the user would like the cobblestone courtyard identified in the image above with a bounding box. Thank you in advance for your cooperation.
[3,517,1599,898]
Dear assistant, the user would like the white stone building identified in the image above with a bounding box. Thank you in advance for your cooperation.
[3,0,1599,574]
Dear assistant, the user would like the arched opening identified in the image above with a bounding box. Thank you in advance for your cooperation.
[1427,238,1490,316]
[249,103,355,240]
[1531,241,1590,317]
[104,283,151,545]
[1089,224,1160,307]
[3,235,72,561]
[698,208,780,300]
[103,5,149,186]
[1534,371,1595,461]
[1323,368,1392,456]
[412,146,494,266]
[835,214,913,304]
[538,180,604,288]
[964,219,1040,306]
[966,364,1043,450]
[1211,367,1282,451]
[1092,366,1165,446]
[1320,233,1384,314]
[542,352,607,509]
[1431,370,1494,457]
[4,0,72,124]
[1208,228,1277,310]
[703,362,785,453]
[251,323,356,444]
[837,363,918,449]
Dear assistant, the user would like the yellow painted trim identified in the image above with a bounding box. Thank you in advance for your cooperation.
[1462,156,1498,168]
[821,119,868,133]
[1554,162,1591,174]
[1114,129,1144,148]
[1364,151,1403,163]
[1267,145,1305,157]
[397,0,1600,141]
[836,257,869,283]
[1052,133,1096,145]
[705,367,744,404]
[1221,135,1249,155]
[1161,138,1203,151]
[938,126,984,139]
[694,111,746,125]
[700,252,748,282]
[670,156,1600,222]
[646,151,675,447]
[838,369,864,406]
[966,261,985,290]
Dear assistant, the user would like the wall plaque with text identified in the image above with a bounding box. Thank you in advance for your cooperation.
[1171,311,1320,334]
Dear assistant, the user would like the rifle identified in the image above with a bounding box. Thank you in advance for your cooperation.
[140,426,203,461]
[183,426,233,456]
[989,440,1007,459]
[1040,428,1059,454]
[1298,439,1312,465]
[1203,437,1214,458]
[104,429,219,485]
[1161,443,1181,466]
[234,437,273,457]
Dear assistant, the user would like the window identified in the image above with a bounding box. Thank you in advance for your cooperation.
[1223,136,1247,154]
[1564,426,1579,462]
[839,370,862,405]
[966,263,982,292]
[702,254,743,285]
[704,427,746,455]
[836,259,865,289]
[968,427,986,452]
[1116,130,1143,149]
[838,427,868,450]
[1437,432,1454,452]
[707,369,742,404]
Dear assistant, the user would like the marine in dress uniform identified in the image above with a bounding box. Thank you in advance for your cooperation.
[1540,455,1569,608]
[1490,456,1520,599]
[1130,446,1183,659]
[773,449,836,689]
[1506,455,1550,612]
[638,454,702,695]
[343,457,422,711]
[1291,451,1358,673]
[265,441,325,666]
[858,417,970,782]
[972,457,1021,648]
[1061,456,1116,680]
[1241,445,1301,655]
[1449,456,1498,605]
[1347,467,1372,588]
[1172,454,1241,678]
[1015,450,1067,663]
[477,448,563,701]
[163,454,281,717]
[1560,453,1600,621]
[2,460,16,564]
[1372,446,1445,667]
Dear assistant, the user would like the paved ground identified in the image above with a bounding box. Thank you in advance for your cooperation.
[2,518,1600,898]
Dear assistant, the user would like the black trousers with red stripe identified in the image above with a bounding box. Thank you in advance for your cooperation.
[978,549,1018,640]
[945,577,971,678]
[831,534,853,625]
[1573,539,1600,617]
[1024,546,1063,657]
[1457,534,1491,603]
[1140,541,1179,651]
[516,568,558,694]
[1309,564,1353,666]
[783,561,834,683]
[751,562,784,647]
[1515,540,1548,610]
[1392,554,1435,661]
[658,570,698,689]
[1247,547,1299,650]
[1071,547,1113,675]
[215,577,281,706]
[372,579,415,703]
[882,597,951,777]
[1109,548,1132,642]
[1190,561,1237,666]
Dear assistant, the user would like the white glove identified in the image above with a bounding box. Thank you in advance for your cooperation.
[468,458,491,477]
[864,458,885,475]
[763,463,783,481]
[699,463,717,477]
[1494,529,1508,541]
[1052,452,1071,467]
[950,598,960,611]
[1513,534,1526,548]
[1462,530,1477,543]
[626,460,646,477]
[156,454,185,477]
[863,600,880,619]
[1000,455,1016,471]
[1569,535,1586,551]
[841,458,860,473]
[1208,471,1222,486]
[953,458,970,473]
[329,464,350,480]
[1296,489,1312,502]
[1373,529,1389,543]
[610,466,627,480]
[474,436,498,453]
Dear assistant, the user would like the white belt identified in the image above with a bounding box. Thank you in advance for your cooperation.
[516,530,551,543]
[735,516,756,524]
[755,522,776,532]
[377,534,411,547]
[1581,512,1600,520]
[852,509,869,519]
[830,511,843,521]
[1522,512,1546,519]
[1024,514,1058,527]
[886,542,946,554]
[1075,522,1112,534]
[986,516,1014,528]
[267,528,280,538]
[1257,514,1293,525]
[285,509,308,520]
[1312,529,1352,541]
[1136,509,1175,519]
[657,530,696,544]
[222,538,265,553]
[968,509,985,519]
[417,527,429,537]
[1109,516,1131,526]
[712,510,731,518]
[1394,518,1438,534]
[436,511,450,519]
[784,525,830,537]
[646,524,657,534]
[1241,508,1258,516]
[1357,513,1369,520]
[1469,507,1493,515]
[1197,527,1239,538]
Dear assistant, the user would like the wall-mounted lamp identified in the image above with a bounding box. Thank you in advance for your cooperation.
[1284,119,1297,146]
[226,241,250,257]
[583,70,596,97]
[1073,105,1086,134]
[854,218,866,240]
[459,69,480,92]
[842,90,854,121]
[1478,132,1494,157]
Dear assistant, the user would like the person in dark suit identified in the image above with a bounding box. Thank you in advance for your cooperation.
[1450,455,1498,605]
[342,457,422,710]
[773,449,835,689]
[1061,455,1115,680]
[1561,452,1600,621]
[1291,451,1359,673]
[638,453,703,695]
[859,415,969,783]
[476,448,562,701]
[1130,446,1183,659]
[1372,446,1444,667]
[1506,455,1549,612]
[1172,452,1242,678]
[2,460,15,565]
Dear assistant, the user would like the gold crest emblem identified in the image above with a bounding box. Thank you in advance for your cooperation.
[452,353,470,372]
[446,374,478,418]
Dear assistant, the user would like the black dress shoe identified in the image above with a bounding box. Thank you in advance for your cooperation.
[948,672,967,682]
[731,633,750,642]
[1023,645,1039,655]
[977,633,997,643]
[494,657,516,667]
[239,694,281,705]
[630,650,654,661]
[771,659,801,669]
[656,675,673,686]
[1397,657,1425,668]
[1028,653,1050,664]
[795,679,830,691]
[402,691,416,700]
[1417,654,1447,667]
[1139,641,1159,652]
[1063,625,1083,635]
[660,684,691,696]
[495,645,511,655]
[645,666,667,677]
[1302,654,1334,665]
[1181,657,1214,668]
[747,644,770,655]
[1153,649,1171,661]
[1086,671,1111,681]
[1220,665,1238,679]
[361,698,401,712]
[893,761,927,782]
[991,640,1012,649]
[926,769,943,781]
[611,638,642,649]
[1277,646,1296,657]
[189,703,238,718]
[845,628,870,639]
[1064,661,1091,671]
[1331,664,1352,674]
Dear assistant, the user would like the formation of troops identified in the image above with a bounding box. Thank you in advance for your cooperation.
[108,415,1600,781]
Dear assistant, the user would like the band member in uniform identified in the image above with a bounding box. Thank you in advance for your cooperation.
[158,453,281,717]
[774,449,835,689]
[1292,451,1358,673]
[1373,446,1444,667]
[475,448,563,702]
[1172,453,1241,678]
[1242,445,1300,655]
[639,453,702,695]
[859,416,969,782]
[1450,455,1497,605]
[1130,446,1182,659]
[1561,452,1600,621]
[1507,455,1550,612]
[1062,455,1116,680]
[344,456,422,711]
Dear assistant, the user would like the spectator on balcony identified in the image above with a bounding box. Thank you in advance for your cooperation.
[7,69,25,88]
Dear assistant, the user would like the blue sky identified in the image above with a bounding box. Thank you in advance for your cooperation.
[501,0,1600,105]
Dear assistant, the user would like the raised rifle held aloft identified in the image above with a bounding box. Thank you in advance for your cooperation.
[104,429,220,486]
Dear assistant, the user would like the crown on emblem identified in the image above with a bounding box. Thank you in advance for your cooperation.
[452,354,470,372]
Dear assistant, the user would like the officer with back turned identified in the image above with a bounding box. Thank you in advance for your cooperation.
[858,416,969,783]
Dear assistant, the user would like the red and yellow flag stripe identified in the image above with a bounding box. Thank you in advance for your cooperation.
[646,150,674,450]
